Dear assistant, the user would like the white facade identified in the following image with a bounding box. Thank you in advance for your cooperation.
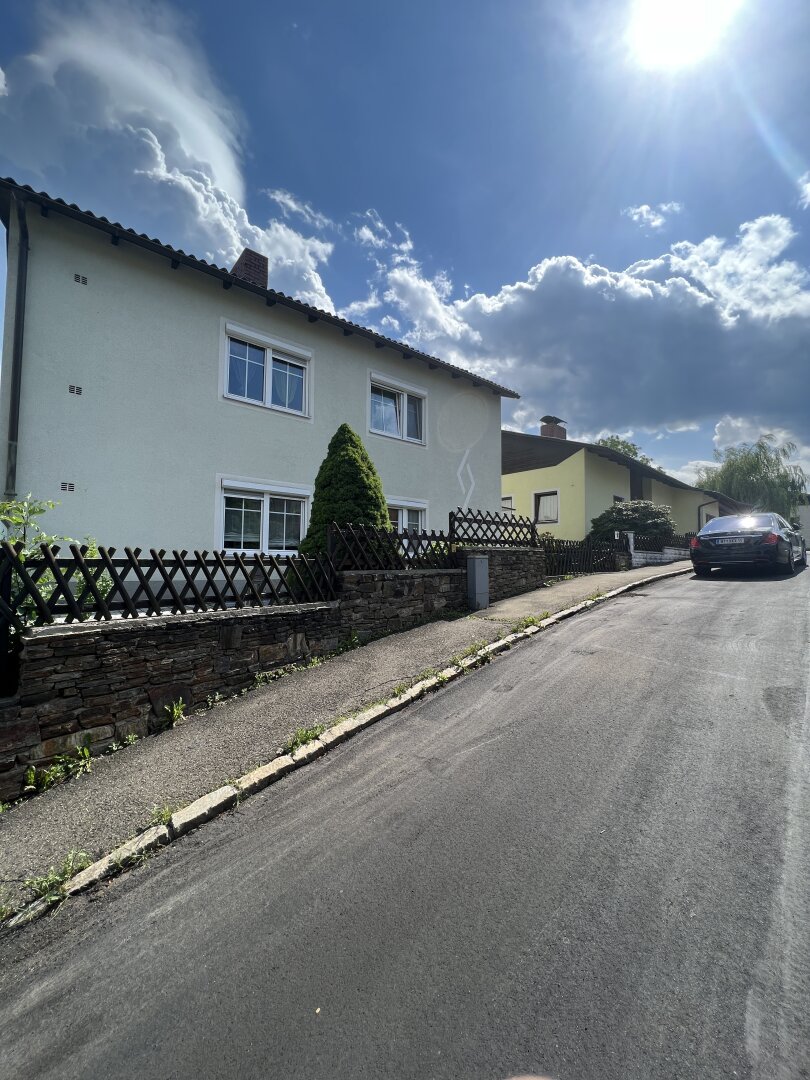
[1,199,510,552]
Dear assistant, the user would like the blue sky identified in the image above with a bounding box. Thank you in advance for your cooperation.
[1,0,809,482]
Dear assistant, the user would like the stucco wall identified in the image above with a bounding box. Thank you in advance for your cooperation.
[649,480,716,534]
[2,210,503,548]
[584,454,631,536]
[502,450,587,538]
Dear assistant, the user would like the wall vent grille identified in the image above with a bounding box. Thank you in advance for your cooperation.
[73,273,87,285]
[68,385,83,395]
[60,482,75,492]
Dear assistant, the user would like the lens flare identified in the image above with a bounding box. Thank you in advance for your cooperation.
[628,0,744,70]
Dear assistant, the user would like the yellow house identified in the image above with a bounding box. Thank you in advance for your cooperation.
[502,420,731,539]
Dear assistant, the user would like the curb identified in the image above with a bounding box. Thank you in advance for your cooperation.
[3,563,692,931]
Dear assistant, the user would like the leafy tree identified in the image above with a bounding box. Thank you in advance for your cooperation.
[300,424,390,553]
[0,493,64,547]
[590,499,675,539]
[595,435,653,466]
[695,434,807,519]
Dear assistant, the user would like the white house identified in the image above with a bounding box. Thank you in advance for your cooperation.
[0,178,518,553]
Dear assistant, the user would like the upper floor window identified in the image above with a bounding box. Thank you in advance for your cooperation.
[370,377,424,443]
[227,335,308,416]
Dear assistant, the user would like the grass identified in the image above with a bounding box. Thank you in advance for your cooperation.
[283,723,327,754]
[148,804,180,827]
[450,639,488,667]
[0,889,15,921]
[509,612,551,633]
[23,850,92,903]
[25,743,92,793]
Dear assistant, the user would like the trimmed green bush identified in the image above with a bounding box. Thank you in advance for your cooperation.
[300,424,390,554]
[590,499,675,539]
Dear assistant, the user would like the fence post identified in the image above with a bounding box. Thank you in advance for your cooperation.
[448,511,456,547]
[625,531,635,556]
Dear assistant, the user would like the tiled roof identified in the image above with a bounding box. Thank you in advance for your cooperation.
[0,177,519,399]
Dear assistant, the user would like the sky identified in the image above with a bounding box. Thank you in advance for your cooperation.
[1,0,809,485]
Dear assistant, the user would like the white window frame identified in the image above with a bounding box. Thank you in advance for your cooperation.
[533,489,559,524]
[216,474,312,555]
[502,495,515,515]
[386,498,428,532]
[368,371,427,445]
[220,320,314,421]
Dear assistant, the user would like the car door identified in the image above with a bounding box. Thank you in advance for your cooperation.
[778,516,801,559]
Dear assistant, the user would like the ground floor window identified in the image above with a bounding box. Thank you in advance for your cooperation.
[534,490,559,524]
[387,504,425,532]
[223,488,307,553]
[502,496,514,514]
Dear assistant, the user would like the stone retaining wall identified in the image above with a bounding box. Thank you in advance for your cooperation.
[460,546,546,602]
[0,568,463,801]
[630,549,689,568]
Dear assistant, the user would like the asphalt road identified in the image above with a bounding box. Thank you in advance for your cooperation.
[1,567,809,1080]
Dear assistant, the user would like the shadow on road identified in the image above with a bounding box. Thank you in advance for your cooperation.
[689,565,806,582]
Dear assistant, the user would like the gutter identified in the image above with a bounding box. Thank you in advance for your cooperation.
[5,193,29,498]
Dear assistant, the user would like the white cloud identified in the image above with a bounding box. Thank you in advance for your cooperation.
[0,67,7,97]
[265,189,334,231]
[338,291,382,322]
[666,461,717,486]
[798,172,810,209]
[0,0,335,310]
[622,201,683,231]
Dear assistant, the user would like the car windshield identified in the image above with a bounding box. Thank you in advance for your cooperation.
[701,514,773,533]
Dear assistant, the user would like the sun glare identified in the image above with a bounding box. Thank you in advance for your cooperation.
[628,0,744,70]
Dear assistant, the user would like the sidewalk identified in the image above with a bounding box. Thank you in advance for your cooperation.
[0,560,690,913]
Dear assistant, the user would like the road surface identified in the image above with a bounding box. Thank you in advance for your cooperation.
[1,568,808,1079]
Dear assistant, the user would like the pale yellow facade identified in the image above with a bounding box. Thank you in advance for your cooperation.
[502,449,587,538]
[504,450,721,539]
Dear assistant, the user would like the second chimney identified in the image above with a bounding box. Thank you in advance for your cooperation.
[231,248,269,290]
[540,415,567,440]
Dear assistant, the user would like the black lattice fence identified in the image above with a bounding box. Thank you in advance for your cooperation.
[449,507,538,547]
[542,536,627,577]
[0,542,337,634]
[632,533,695,552]
[327,522,455,571]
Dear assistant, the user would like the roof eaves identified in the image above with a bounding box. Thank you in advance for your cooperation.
[0,177,520,400]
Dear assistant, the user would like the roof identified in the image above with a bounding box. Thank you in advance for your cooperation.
[502,429,708,493]
[0,177,519,400]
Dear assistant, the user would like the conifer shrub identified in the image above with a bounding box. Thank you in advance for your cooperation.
[299,424,390,554]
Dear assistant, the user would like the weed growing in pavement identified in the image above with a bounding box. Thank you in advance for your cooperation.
[162,699,186,729]
[450,640,488,667]
[283,723,327,754]
[123,733,139,746]
[585,589,603,601]
[24,850,92,903]
[510,613,551,633]
[0,888,15,921]
[25,743,93,793]
[206,690,227,707]
[148,804,179,827]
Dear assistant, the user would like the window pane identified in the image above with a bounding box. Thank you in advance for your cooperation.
[268,497,304,551]
[406,509,422,531]
[387,506,401,530]
[246,357,265,402]
[371,386,401,436]
[406,395,423,441]
[535,493,558,522]
[229,338,247,360]
[223,495,262,549]
[270,358,306,412]
[228,355,247,398]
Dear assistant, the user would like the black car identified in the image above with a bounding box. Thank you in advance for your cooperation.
[690,513,807,575]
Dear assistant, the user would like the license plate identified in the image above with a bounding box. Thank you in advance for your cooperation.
[716,538,745,545]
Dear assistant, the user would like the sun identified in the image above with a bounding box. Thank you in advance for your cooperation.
[627,0,744,70]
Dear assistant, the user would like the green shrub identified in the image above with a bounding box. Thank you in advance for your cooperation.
[300,424,389,554]
[590,499,675,539]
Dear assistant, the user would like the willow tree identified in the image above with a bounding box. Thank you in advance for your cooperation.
[299,424,389,554]
[696,435,807,519]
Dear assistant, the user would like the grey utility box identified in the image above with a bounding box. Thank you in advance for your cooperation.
[466,553,489,611]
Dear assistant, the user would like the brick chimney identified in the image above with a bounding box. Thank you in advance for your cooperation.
[231,248,268,289]
[540,415,567,440]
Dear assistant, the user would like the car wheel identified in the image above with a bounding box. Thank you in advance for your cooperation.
[694,565,711,577]
[783,547,796,575]
[800,543,808,568]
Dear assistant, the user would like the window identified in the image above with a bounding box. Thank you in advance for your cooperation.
[534,490,559,523]
[226,336,308,415]
[222,488,307,552]
[370,379,424,442]
[502,496,514,515]
[387,504,425,532]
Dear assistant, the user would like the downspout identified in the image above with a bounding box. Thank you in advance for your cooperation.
[5,193,29,498]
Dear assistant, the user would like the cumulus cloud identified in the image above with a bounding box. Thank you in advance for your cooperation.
[367,215,810,447]
[622,201,683,231]
[798,171,810,209]
[0,0,334,309]
[0,67,7,97]
[264,189,334,231]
